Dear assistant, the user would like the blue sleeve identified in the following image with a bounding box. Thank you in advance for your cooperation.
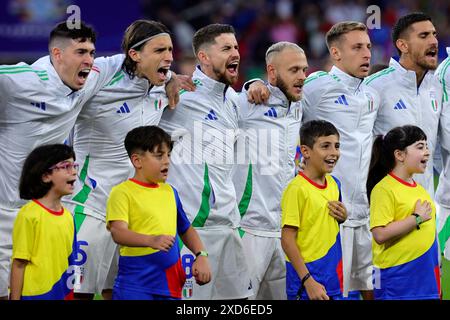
[172,186,191,235]
[68,217,79,266]
[331,175,342,202]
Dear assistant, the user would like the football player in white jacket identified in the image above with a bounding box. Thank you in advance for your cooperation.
[365,12,443,199]
[62,20,189,300]
[233,42,307,299]
[159,24,253,300]
[247,21,380,299]
[365,12,449,299]
[434,47,450,296]
[0,21,125,299]
[0,20,185,300]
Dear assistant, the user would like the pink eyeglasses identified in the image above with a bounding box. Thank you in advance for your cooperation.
[49,161,79,172]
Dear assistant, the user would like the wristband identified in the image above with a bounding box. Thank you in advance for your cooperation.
[195,250,208,258]
[411,213,423,230]
[301,272,311,286]
[296,272,311,300]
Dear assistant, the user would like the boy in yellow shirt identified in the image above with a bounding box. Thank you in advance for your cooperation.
[281,120,347,300]
[106,125,211,300]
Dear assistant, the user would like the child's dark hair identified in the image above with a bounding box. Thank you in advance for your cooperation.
[367,125,427,201]
[124,125,173,157]
[300,120,340,148]
[19,144,76,200]
[392,12,432,55]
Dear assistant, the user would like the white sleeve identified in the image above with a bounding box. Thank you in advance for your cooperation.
[149,84,167,96]
[0,70,7,110]
[302,73,325,114]
[439,70,450,156]
[159,95,190,137]
[85,54,125,99]
[436,70,450,207]
[238,84,258,123]
[0,63,26,122]
[242,78,265,91]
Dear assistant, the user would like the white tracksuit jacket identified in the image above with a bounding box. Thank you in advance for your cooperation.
[302,66,380,227]
[0,55,123,209]
[365,58,444,198]
[436,47,450,208]
[63,69,168,221]
[159,66,240,229]
[233,84,302,236]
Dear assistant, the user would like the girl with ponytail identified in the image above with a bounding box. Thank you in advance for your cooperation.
[367,125,440,300]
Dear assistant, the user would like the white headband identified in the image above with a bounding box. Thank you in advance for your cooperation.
[130,32,170,49]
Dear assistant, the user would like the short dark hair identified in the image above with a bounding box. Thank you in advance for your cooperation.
[121,20,171,79]
[392,12,432,55]
[300,120,340,148]
[49,21,96,51]
[124,126,173,158]
[19,144,76,200]
[192,24,235,56]
[325,21,367,50]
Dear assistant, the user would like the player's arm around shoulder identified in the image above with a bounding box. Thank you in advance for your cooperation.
[237,84,260,122]
[164,72,196,109]
[159,87,199,135]
[245,78,270,104]
[92,54,124,85]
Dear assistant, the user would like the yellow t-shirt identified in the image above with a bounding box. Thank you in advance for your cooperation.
[12,200,75,299]
[370,173,436,268]
[106,179,191,297]
[281,172,341,262]
[106,179,189,257]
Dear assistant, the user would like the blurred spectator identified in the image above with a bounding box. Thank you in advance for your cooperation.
[175,53,197,76]
[2,0,449,87]
[368,63,388,75]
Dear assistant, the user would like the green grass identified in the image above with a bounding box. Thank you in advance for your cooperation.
[442,258,450,300]
[94,293,103,300]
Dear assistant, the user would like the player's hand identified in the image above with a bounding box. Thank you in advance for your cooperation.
[304,277,329,300]
[328,201,347,223]
[165,74,180,109]
[247,80,270,104]
[165,73,196,109]
[148,234,175,252]
[192,256,212,285]
[177,74,196,92]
